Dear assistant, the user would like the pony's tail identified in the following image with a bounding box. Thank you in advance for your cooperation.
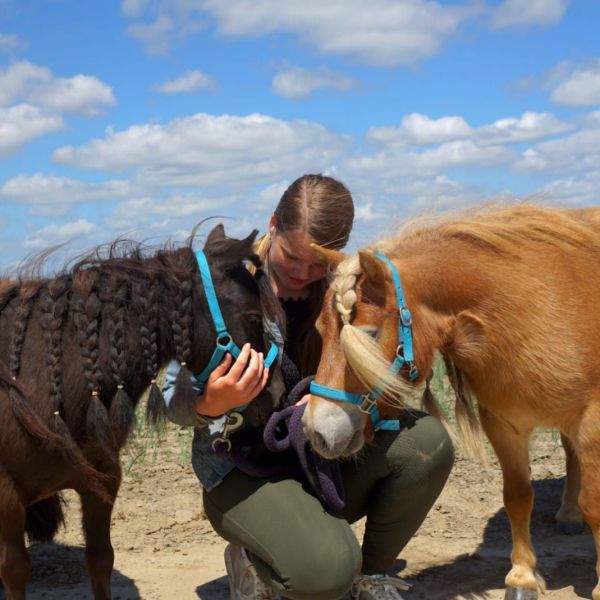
[25,494,65,543]
[0,368,63,446]
[443,356,488,463]
[0,370,114,505]
[420,371,461,448]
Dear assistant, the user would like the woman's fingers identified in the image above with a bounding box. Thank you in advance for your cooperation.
[208,353,232,380]
[249,365,270,399]
[227,343,251,380]
[294,394,310,407]
[238,350,262,388]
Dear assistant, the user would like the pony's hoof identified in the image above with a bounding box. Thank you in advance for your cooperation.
[555,520,585,535]
[504,587,538,600]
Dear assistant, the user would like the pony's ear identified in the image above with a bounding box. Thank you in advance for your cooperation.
[358,249,389,306]
[204,226,259,267]
[205,224,226,247]
[442,310,488,368]
[310,244,348,268]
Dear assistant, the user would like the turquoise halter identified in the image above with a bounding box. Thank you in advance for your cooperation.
[309,252,418,431]
[193,250,279,397]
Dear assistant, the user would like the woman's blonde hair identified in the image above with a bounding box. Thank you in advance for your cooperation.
[255,173,354,375]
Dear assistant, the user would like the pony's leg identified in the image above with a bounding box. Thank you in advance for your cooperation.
[79,470,121,600]
[555,432,584,534]
[479,406,544,597]
[575,401,600,600]
[0,472,29,600]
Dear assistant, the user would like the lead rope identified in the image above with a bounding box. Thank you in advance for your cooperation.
[213,376,345,512]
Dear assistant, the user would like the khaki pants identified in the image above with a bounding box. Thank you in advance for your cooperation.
[203,412,454,600]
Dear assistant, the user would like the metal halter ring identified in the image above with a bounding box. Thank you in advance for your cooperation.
[216,334,232,348]
[359,394,378,415]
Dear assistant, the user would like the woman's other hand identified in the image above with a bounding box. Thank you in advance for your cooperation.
[196,343,269,417]
[294,394,310,408]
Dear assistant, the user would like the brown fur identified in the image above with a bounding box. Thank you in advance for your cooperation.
[308,203,600,599]
[0,225,285,599]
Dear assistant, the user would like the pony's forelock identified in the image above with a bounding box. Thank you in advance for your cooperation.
[332,255,421,409]
[339,323,419,408]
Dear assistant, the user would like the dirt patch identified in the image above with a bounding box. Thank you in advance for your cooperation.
[11,428,595,600]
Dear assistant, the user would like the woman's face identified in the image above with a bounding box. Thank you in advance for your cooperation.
[268,224,328,297]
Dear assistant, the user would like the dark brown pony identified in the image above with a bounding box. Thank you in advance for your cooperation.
[302,204,600,600]
[0,224,285,600]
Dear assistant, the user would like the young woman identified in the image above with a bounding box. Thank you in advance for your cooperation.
[163,174,454,600]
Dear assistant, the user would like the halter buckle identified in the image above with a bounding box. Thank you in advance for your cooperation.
[408,363,419,381]
[400,307,412,327]
[359,394,378,415]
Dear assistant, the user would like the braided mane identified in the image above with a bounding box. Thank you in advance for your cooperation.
[331,256,420,408]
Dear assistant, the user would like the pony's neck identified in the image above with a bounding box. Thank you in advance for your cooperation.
[393,238,493,317]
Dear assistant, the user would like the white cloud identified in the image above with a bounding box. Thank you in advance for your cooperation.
[476,112,571,144]
[123,0,483,65]
[0,61,115,115]
[0,105,63,156]
[368,113,473,147]
[0,172,135,204]
[366,111,569,148]
[537,170,600,205]
[0,33,23,53]
[125,14,176,55]
[490,0,569,29]
[29,74,116,116]
[121,0,149,18]
[24,219,97,250]
[515,125,600,174]
[272,65,358,99]
[550,61,600,107]
[52,112,351,188]
[416,140,514,171]
[355,202,386,222]
[154,70,215,94]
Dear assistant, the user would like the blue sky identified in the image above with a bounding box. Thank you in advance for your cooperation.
[1,0,599,271]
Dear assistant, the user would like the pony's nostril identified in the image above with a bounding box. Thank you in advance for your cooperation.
[313,431,329,453]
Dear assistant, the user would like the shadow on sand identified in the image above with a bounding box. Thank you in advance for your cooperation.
[396,477,595,600]
[2,542,141,600]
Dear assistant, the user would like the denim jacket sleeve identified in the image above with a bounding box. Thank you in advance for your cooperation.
[162,359,228,432]
[161,359,236,491]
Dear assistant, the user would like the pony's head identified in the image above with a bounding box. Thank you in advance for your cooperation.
[170,223,287,427]
[302,247,440,458]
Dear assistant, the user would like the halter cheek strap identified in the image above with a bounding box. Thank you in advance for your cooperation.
[309,252,418,431]
[193,249,279,397]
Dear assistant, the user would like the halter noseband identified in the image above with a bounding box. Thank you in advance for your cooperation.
[193,250,279,399]
[309,252,418,431]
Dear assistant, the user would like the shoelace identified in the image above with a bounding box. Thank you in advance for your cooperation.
[255,579,280,600]
[352,574,411,600]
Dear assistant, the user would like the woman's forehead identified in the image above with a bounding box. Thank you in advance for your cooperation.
[278,229,323,262]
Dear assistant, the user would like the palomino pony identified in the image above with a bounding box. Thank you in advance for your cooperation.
[0,224,285,599]
[302,204,600,600]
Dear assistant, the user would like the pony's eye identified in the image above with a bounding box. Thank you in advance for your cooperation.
[245,313,262,326]
[360,327,378,339]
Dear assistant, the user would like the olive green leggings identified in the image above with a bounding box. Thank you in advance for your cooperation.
[203,412,454,600]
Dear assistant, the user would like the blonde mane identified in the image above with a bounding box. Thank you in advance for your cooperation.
[332,256,420,409]
[374,203,600,258]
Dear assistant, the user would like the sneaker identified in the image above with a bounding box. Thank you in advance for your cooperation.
[351,573,411,600]
[224,543,281,600]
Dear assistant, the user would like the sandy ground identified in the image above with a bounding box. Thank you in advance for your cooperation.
[8,427,596,600]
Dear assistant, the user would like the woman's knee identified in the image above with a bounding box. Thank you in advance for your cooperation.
[388,414,454,485]
[268,531,361,600]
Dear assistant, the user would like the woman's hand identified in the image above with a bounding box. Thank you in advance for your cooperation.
[195,343,269,417]
[294,394,310,408]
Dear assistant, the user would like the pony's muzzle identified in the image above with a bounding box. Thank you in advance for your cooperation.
[301,397,366,459]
